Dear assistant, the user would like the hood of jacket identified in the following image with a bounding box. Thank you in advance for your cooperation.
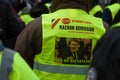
[50,0,95,13]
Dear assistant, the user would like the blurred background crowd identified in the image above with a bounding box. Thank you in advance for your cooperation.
[1,0,119,50]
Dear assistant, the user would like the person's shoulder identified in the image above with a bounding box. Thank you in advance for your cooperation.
[108,27,120,35]
[27,16,42,25]
[26,16,42,30]
[103,27,120,40]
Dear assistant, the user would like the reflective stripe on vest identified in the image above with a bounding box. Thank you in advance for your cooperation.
[0,48,15,80]
[34,62,88,74]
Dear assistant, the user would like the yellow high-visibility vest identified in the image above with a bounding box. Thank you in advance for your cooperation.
[33,9,105,80]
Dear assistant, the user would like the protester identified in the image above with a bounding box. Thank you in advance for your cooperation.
[0,29,39,80]
[86,1,120,80]
[15,0,106,80]
[0,0,24,49]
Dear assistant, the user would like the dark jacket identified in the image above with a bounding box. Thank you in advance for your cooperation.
[0,0,24,49]
[15,0,106,68]
[87,6,120,79]
[87,27,120,80]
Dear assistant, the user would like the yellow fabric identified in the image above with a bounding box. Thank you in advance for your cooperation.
[107,3,120,21]
[21,14,34,25]
[110,22,120,28]
[89,5,103,16]
[34,9,105,80]
[9,52,39,80]
[107,3,120,28]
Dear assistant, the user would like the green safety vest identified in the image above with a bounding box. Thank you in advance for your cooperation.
[33,9,105,80]
[89,5,103,17]
[107,3,120,27]
[0,42,39,80]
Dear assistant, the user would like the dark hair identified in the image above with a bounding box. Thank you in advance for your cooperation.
[69,38,80,45]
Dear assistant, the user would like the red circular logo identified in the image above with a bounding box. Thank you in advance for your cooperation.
[62,18,70,24]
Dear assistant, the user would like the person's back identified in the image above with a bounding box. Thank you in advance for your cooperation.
[0,40,39,80]
[0,41,40,80]
[15,0,106,80]
[86,1,120,80]
[86,18,120,80]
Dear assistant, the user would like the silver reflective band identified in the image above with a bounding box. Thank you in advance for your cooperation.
[34,62,88,74]
[0,48,15,80]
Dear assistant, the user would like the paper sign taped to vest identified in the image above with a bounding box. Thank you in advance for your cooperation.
[54,37,92,65]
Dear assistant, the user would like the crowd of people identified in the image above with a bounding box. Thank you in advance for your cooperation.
[0,0,120,80]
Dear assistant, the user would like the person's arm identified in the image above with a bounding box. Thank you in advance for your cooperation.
[14,17,42,68]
